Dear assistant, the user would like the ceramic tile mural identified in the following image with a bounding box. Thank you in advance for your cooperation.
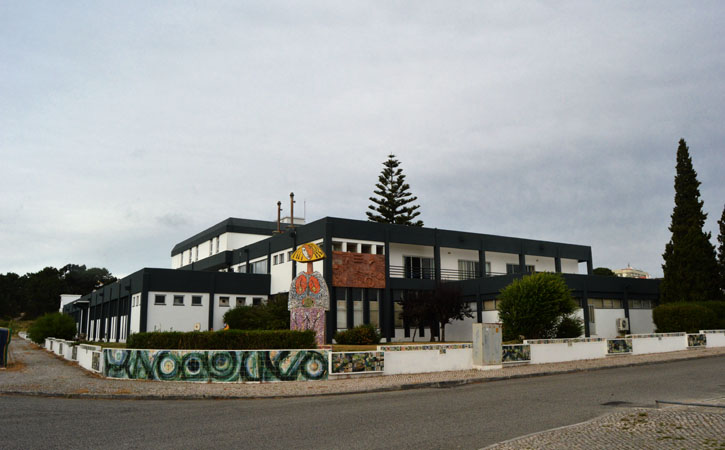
[524,337,605,345]
[607,339,632,354]
[702,330,725,334]
[331,352,384,374]
[104,349,329,382]
[91,351,101,372]
[378,343,472,352]
[502,344,530,362]
[626,332,685,338]
[687,334,706,347]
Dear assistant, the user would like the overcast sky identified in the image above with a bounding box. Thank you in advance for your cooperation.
[2,1,724,279]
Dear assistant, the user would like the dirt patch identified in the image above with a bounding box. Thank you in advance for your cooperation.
[73,388,90,394]
[2,360,27,372]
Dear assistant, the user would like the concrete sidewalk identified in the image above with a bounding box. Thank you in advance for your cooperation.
[2,337,725,400]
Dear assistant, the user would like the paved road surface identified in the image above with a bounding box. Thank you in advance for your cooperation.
[3,356,723,449]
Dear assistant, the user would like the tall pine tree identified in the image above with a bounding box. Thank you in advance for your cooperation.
[367,154,424,226]
[717,205,725,296]
[661,139,720,303]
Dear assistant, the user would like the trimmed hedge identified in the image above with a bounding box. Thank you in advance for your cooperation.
[28,312,77,344]
[126,330,316,350]
[333,324,381,345]
[652,301,725,333]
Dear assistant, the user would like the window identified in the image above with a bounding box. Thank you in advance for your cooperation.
[376,245,384,255]
[369,297,379,327]
[252,297,263,306]
[273,255,278,265]
[506,264,535,274]
[250,260,267,274]
[154,294,166,305]
[173,295,184,306]
[287,251,293,260]
[236,297,245,307]
[352,288,363,326]
[361,244,372,254]
[404,256,435,279]
[346,242,358,253]
[458,260,480,280]
[192,295,202,306]
[332,241,343,252]
[589,298,623,309]
[394,301,403,328]
[279,253,284,264]
[209,240,213,256]
[219,296,230,307]
[337,300,347,329]
[483,300,497,311]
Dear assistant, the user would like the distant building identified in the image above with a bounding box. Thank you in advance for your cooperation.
[613,264,649,279]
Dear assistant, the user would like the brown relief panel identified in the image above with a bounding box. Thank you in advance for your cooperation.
[332,251,386,288]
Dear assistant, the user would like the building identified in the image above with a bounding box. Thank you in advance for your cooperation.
[613,264,650,279]
[63,216,660,343]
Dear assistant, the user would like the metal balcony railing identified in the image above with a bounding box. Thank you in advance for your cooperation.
[388,265,509,281]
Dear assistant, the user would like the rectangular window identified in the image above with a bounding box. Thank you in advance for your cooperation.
[191,295,202,306]
[483,300,497,311]
[404,256,435,279]
[154,294,166,305]
[287,251,292,260]
[506,263,535,274]
[346,242,358,253]
[250,260,267,274]
[369,299,379,327]
[337,300,347,329]
[352,288,363,326]
[360,244,372,254]
[252,297,262,306]
[219,296,230,307]
[394,301,403,328]
[332,241,343,252]
[376,245,384,255]
[173,295,184,306]
[279,253,284,264]
[458,260,480,280]
[273,255,278,265]
[485,261,491,276]
[236,297,245,307]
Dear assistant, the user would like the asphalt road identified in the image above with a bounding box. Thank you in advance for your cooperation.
[3,356,724,450]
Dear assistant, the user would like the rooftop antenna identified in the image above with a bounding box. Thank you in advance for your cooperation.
[276,201,282,233]
[290,192,295,228]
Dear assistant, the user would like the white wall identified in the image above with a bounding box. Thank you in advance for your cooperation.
[526,339,607,364]
[389,243,434,269]
[591,309,626,339]
[146,291,210,333]
[382,346,472,374]
[630,334,687,354]
[224,232,271,252]
[76,344,102,373]
[704,331,725,347]
[560,258,579,274]
[629,309,655,334]
[484,251,519,275]
[525,255,556,273]
[439,247,479,274]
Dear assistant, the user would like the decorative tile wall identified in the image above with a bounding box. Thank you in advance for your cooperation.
[502,344,530,362]
[687,334,707,347]
[91,351,101,372]
[524,337,605,345]
[378,343,472,352]
[626,332,686,338]
[607,339,633,354]
[331,352,384,374]
[104,349,329,382]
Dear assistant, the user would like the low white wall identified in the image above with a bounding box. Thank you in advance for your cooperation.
[702,330,725,348]
[629,333,687,355]
[77,344,103,372]
[380,345,472,375]
[525,338,607,364]
[63,342,76,360]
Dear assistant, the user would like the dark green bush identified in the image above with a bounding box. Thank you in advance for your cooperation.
[695,301,725,329]
[126,329,316,350]
[652,303,717,333]
[333,324,381,345]
[223,294,290,330]
[555,315,584,338]
[28,312,77,344]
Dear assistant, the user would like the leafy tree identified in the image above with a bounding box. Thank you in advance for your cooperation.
[497,272,579,341]
[367,154,424,226]
[399,284,472,342]
[718,205,725,296]
[592,267,616,276]
[28,312,77,344]
[661,139,720,303]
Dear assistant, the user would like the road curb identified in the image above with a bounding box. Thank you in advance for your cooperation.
[2,350,723,401]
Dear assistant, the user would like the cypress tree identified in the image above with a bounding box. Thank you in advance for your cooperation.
[661,139,720,302]
[717,205,725,296]
[367,154,424,226]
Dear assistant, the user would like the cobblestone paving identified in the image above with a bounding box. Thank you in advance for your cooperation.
[485,405,725,449]
[2,337,725,400]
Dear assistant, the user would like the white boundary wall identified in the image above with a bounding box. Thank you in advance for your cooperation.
[380,345,472,375]
[703,330,725,347]
[525,338,607,364]
[76,343,103,372]
[629,333,687,354]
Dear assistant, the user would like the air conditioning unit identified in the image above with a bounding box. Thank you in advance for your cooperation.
[616,317,629,331]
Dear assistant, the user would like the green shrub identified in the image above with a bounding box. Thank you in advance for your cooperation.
[333,324,381,345]
[126,329,316,350]
[652,303,717,333]
[555,315,584,338]
[28,312,77,344]
[695,301,725,329]
[223,294,290,330]
[497,272,578,341]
